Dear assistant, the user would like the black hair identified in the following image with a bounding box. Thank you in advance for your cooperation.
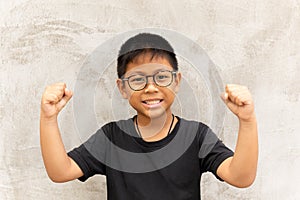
[117,33,178,78]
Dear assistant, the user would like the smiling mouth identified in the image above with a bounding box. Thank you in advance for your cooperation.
[142,99,163,105]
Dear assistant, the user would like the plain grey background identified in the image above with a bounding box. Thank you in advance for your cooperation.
[1,0,299,199]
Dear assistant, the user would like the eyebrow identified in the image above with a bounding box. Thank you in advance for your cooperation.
[126,68,171,77]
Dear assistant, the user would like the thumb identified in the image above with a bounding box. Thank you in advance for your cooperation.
[57,88,73,110]
[220,92,227,102]
[220,92,238,112]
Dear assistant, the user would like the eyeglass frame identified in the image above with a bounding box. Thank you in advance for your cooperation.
[121,70,178,91]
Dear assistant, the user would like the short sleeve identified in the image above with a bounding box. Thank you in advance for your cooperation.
[68,129,107,182]
[198,126,234,181]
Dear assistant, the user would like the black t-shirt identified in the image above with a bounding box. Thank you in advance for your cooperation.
[68,117,233,200]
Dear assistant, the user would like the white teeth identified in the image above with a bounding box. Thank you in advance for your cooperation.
[144,100,160,105]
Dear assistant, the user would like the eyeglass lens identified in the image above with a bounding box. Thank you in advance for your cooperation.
[128,71,174,91]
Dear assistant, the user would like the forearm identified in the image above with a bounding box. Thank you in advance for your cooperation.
[40,113,72,181]
[229,116,258,185]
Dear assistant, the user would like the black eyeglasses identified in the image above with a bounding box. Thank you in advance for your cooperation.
[122,70,177,91]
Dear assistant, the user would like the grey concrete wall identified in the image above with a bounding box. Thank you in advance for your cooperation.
[1,0,299,199]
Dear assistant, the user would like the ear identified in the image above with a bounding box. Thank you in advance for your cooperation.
[174,72,181,93]
[116,79,129,99]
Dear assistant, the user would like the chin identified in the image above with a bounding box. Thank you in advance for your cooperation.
[145,107,170,119]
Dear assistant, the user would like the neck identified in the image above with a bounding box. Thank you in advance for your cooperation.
[136,111,175,140]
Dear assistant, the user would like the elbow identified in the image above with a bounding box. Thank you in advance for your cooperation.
[47,172,70,183]
[50,177,65,183]
[48,175,65,183]
[231,174,256,188]
[234,181,254,188]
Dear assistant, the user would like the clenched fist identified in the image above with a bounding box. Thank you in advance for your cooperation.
[221,84,255,122]
[41,83,73,119]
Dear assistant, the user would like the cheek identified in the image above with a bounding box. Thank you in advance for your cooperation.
[168,94,176,103]
[127,92,140,105]
[166,87,177,97]
[122,85,134,99]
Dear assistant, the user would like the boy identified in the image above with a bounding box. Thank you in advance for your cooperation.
[40,33,258,199]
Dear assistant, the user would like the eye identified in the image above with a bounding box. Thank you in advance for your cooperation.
[132,77,144,82]
[157,75,168,80]
[129,75,145,83]
[155,71,171,81]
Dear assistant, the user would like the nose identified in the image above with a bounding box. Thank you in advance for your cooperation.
[144,76,158,93]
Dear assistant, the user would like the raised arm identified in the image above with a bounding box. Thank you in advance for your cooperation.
[40,83,83,182]
[217,84,258,188]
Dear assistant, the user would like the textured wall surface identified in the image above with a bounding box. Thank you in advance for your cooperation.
[1,0,300,199]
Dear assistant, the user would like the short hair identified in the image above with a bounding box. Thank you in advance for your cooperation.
[117,33,178,78]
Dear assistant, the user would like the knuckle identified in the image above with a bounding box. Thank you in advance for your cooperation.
[45,86,52,92]
[53,94,59,102]
[58,82,66,87]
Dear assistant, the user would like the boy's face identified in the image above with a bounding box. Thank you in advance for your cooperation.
[117,53,181,119]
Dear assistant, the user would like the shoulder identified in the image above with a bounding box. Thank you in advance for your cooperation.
[176,117,216,143]
[176,116,209,132]
[83,118,135,149]
[98,117,136,138]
